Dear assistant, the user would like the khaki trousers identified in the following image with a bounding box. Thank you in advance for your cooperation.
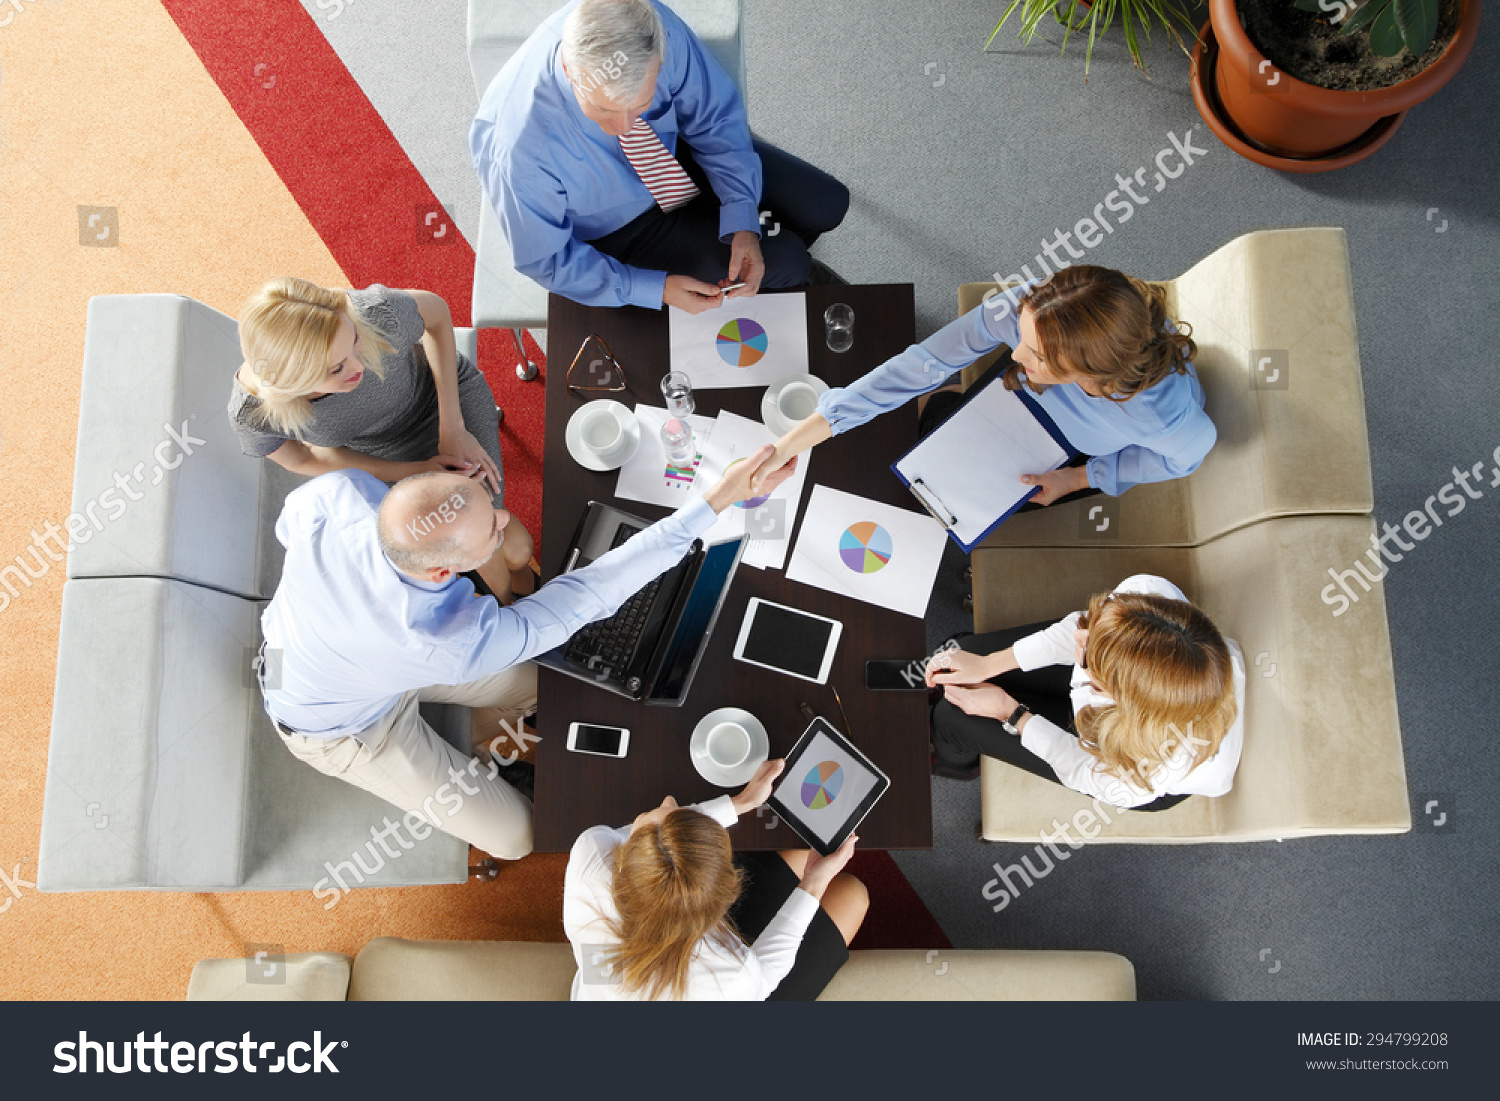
[279,663,538,860]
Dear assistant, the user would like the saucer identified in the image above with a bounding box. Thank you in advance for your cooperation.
[690,707,770,788]
[565,400,641,472]
[761,374,830,437]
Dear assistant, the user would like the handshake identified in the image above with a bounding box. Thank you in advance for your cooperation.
[700,443,800,515]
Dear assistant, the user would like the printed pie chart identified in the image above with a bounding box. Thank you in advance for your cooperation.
[839,521,893,574]
[800,761,844,810]
[716,318,769,367]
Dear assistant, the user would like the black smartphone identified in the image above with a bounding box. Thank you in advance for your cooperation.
[865,659,928,691]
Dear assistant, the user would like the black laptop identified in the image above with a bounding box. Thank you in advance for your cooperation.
[535,501,745,706]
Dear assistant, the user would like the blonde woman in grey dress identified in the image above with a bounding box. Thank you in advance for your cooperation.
[228,278,535,600]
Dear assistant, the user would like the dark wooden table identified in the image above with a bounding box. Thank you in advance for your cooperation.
[533,285,932,852]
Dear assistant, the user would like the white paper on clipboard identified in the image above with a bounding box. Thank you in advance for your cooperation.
[894,383,1070,547]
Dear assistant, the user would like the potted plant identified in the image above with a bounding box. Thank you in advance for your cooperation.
[987,0,1202,78]
[1191,0,1481,171]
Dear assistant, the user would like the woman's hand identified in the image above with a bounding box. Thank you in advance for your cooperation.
[925,648,995,687]
[943,683,1021,726]
[730,758,785,817]
[798,835,858,901]
[1019,465,1091,506]
[439,427,501,496]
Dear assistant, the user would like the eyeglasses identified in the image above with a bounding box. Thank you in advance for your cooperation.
[565,334,628,395]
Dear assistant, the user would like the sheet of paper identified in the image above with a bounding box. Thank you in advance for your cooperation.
[696,410,809,570]
[667,292,809,389]
[785,485,948,619]
[894,383,1069,547]
[613,405,717,508]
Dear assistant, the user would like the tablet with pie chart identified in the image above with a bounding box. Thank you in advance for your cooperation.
[767,717,890,857]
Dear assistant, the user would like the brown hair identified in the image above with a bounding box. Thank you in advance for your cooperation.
[607,808,744,1000]
[1002,265,1196,401]
[1074,590,1237,789]
[237,277,393,438]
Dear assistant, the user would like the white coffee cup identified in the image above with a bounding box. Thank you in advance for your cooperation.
[777,380,819,422]
[706,722,750,770]
[582,405,624,461]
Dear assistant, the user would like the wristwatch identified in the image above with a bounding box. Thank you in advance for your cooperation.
[1001,703,1030,737]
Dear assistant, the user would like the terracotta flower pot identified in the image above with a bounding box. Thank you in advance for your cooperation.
[1192,0,1480,170]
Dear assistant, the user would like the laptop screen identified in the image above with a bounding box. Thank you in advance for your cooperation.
[649,538,743,701]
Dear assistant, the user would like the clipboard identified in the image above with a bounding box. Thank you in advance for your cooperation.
[890,353,1078,552]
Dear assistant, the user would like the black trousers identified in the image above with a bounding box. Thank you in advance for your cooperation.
[918,390,1102,512]
[586,138,849,289]
[930,624,1190,813]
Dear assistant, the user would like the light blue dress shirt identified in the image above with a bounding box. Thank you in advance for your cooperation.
[261,470,715,738]
[816,292,1216,497]
[470,0,761,310]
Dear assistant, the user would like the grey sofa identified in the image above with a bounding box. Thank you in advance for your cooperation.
[37,294,476,892]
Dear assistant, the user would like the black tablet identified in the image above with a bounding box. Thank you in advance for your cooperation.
[766,717,891,857]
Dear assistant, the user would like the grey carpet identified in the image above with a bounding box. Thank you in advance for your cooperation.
[309,0,1499,999]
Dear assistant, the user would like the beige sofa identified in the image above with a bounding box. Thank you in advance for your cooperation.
[186,939,1137,1002]
[960,228,1408,843]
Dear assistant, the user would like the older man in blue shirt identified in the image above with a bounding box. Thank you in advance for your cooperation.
[470,0,849,314]
[261,445,792,861]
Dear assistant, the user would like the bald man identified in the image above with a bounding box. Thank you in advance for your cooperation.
[258,449,792,861]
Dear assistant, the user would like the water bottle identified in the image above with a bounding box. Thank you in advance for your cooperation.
[661,417,696,466]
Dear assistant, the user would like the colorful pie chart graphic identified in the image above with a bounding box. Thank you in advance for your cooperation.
[800,761,844,810]
[716,318,769,367]
[839,521,893,574]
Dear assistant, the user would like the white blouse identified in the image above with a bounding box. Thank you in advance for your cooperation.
[563,796,820,1000]
[1010,574,1246,807]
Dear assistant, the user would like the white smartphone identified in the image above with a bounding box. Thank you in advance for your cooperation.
[567,722,630,758]
[732,597,842,684]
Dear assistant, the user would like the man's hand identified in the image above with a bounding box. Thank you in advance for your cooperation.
[730,758,784,817]
[943,683,1021,726]
[1019,465,1090,506]
[702,443,797,513]
[798,834,858,901]
[664,274,726,314]
[725,231,764,297]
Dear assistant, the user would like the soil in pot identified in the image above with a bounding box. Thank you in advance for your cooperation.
[1238,0,1460,90]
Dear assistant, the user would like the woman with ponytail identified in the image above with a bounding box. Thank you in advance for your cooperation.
[924,574,1245,807]
[227,278,535,599]
[563,760,867,1000]
[753,265,1214,507]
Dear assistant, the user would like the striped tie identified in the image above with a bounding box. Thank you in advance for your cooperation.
[619,119,701,212]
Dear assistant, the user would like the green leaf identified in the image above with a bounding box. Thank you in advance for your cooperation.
[1393,0,1438,56]
[1341,0,1387,36]
[1368,3,1405,54]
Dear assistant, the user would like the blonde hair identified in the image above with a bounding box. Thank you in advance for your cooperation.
[1074,590,1237,790]
[237,277,392,438]
[1003,265,1196,401]
[606,808,743,1000]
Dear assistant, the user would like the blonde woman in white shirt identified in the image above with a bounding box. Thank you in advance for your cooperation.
[925,575,1245,810]
[563,760,867,1000]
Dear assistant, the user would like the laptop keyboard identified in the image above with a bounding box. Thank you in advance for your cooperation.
[564,522,660,676]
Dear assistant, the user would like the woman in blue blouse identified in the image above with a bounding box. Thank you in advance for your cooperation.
[752,266,1214,506]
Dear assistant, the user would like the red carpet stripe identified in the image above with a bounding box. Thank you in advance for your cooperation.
[160,0,545,543]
